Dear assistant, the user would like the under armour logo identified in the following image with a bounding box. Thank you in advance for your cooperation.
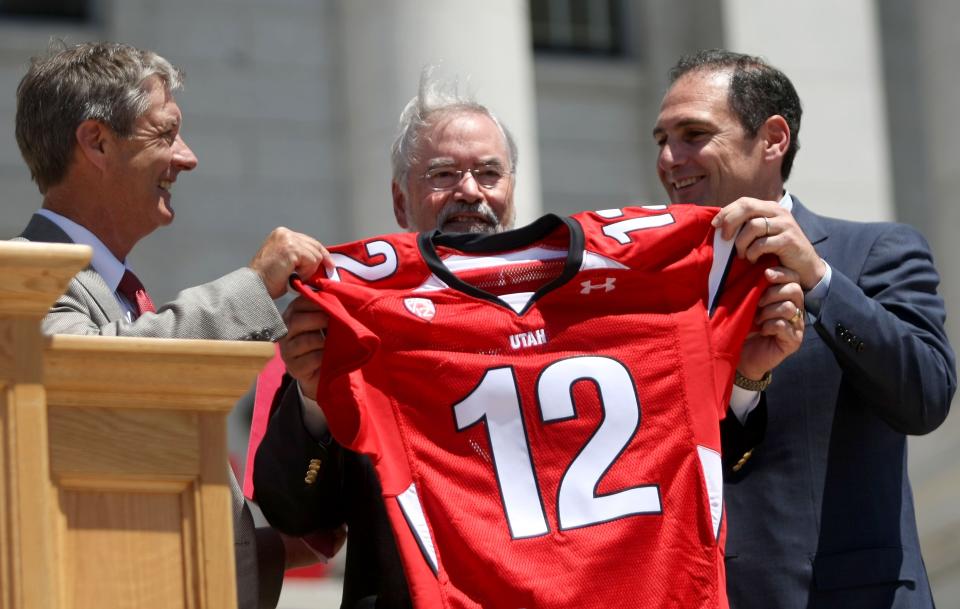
[580,277,616,294]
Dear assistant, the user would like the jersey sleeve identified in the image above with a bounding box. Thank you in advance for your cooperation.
[292,232,424,455]
[576,205,719,271]
[290,280,378,449]
[705,228,775,412]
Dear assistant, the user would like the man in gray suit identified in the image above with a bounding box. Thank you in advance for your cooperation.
[653,49,955,609]
[12,42,327,609]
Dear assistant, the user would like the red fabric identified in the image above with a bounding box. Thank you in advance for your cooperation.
[118,269,156,316]
[243,344,285,499]
[289,205,772,609]
[284,563,327,579]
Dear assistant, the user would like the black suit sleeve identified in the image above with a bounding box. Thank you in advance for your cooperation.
[253,375,349,535]
[721,398,767,477]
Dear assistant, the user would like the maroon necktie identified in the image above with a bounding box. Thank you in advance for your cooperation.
[118,269,157,317]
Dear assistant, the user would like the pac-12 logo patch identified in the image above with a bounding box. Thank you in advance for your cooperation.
[404,297,436,321]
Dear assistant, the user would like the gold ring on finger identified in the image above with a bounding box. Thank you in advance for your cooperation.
[790,305,803,326]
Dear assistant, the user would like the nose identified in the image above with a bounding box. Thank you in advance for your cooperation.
[172,134,198,172]
[657,140,682,173]
[453,169,483,203]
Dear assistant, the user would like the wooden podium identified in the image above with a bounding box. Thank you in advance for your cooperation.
[0,241,274,609]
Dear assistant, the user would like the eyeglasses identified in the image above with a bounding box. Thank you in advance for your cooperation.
[421,165,510,191]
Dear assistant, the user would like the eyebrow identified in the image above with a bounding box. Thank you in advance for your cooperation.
[155,118,180,135]
[425,157,506,170]
[476,157,506,168]
[652,118,714,138]
[425,158,456,170]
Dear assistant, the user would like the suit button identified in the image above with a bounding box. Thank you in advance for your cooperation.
[732,449,754,473]
[304,458,322,484]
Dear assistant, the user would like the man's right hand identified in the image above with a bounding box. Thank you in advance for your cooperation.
[249,227,333,299]
[280,295,329,401]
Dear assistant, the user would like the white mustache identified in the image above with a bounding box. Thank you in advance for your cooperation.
[436,201,500,233]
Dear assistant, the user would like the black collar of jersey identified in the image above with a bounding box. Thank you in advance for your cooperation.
[417,213,585,315]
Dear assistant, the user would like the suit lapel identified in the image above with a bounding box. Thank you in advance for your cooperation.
[19,213,123,323]
[75,269,124,322]
[790,196,829,247]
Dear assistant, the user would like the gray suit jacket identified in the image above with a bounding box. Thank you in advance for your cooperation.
[16,212,288,609]
[724,198,956,609]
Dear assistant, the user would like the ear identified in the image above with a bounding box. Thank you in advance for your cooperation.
[392,181,410,229]
[761,114,790,163]
[74,119,111,171]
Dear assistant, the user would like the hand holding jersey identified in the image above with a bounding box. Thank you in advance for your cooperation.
[279,295,329,402]
[248,227,335,299]
[711,197,819,380]
[737,264,805,380]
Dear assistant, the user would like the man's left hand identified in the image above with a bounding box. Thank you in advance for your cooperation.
[279,295,328,400]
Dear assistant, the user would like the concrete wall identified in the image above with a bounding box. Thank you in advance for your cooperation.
[878,0,960,603]
[722,0,893,223]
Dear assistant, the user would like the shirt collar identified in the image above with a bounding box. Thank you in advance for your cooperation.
[779,190,793,211]
[35,209,130,293]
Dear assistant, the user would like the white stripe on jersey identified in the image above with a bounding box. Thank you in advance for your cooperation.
[697,445,723,541]
[501,292,536,314]
[413,275,449,292]
[397,483,440,575]
[707,229,737,313]
[416,245,567,310]
[581,251,630,272]
[442,246,567,272]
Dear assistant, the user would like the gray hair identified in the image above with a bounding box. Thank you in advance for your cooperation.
[15,41,184,193]
[390,69,518,194]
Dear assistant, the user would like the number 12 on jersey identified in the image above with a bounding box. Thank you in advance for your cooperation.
[453,355,663,539]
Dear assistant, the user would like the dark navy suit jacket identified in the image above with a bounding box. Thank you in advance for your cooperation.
[724,198,956,609]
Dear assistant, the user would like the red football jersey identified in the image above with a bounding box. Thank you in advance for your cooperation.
[297,205,771,609]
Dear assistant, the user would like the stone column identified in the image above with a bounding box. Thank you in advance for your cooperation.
[336,0,542,237]
[877,2,960,606]
[721,0,893,222]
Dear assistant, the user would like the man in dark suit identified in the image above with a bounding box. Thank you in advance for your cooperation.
[653,49,956,609]
[12,41,328,609]
[251,77,521,609]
